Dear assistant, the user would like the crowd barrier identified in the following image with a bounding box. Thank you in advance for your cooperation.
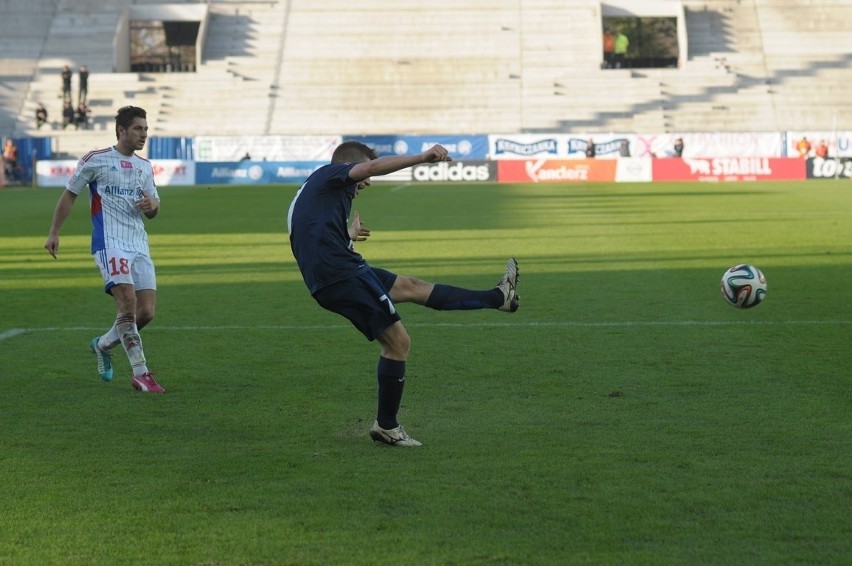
[7,131,852,187]
[32,156,849,187]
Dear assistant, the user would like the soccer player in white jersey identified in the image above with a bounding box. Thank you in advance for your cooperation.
[44,106,165,393]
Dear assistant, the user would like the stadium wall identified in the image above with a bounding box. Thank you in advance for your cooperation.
[30,157,847,187]
[11,131,852,187]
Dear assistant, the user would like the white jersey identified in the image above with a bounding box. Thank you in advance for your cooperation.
[66,146,159,254]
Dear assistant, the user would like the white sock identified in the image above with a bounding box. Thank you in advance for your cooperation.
[96,325,121,351]
[115,313,149,377]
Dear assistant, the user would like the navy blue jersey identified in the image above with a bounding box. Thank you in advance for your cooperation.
[287,162,370,295]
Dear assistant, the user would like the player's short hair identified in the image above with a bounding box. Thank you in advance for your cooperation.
[331,141,378,163]
[115,106,147,140]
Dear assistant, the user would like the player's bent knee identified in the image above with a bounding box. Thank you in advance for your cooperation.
[379,323,411,359]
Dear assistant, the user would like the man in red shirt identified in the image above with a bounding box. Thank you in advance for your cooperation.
[603,30,615,68]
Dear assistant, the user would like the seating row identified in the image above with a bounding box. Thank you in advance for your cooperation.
[2,0,850,157]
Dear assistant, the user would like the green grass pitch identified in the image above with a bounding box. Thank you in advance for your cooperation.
[0,180,850,565]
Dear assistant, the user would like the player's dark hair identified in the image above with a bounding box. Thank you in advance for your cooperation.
[331,141,378,163]
[114,106,147,140]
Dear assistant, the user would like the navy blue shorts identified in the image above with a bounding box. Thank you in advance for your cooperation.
[314,267,400,341]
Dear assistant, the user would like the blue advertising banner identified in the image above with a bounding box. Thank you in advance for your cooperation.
[343,135,489,160]
[148,136,194,160]
[195,161,324,185]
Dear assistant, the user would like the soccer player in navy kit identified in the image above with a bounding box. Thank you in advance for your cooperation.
[288,141,519,446]
[45,106,165,393]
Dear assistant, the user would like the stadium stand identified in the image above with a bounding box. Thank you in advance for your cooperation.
[6,0,285,156]
[0,0,55,136]
[755,0,852,131]
[2,0,851,158]
[269,0,523,135]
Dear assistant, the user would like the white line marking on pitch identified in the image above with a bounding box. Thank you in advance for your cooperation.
[0,328,26,342]
[7,320,850,335]
[389,182,413,192]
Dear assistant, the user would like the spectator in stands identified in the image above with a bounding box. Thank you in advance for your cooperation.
[796,136,811,158]
[36,103,49,129]
[240,152,252,161]
[613,30,629,68]
[619,140,631,157]
[585,139,596,158]
[62,101,75,129]
[3,139,19,182]
[287,141,520,447]
[44,105,165,394]
[78,65,89,105]
[673,137,684,158]
[815,139,829,159]
[74,102,90,129]
[602,29,615,68]
[61,65,73,103]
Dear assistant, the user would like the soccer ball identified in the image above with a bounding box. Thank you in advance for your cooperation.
[720,264,767,309]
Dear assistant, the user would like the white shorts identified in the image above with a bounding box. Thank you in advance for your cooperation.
[93,248,157,294]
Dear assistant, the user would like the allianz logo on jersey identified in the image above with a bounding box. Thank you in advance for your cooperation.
[494,139,558,156]
[102,185,138,196]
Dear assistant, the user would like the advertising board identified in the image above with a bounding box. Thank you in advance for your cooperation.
[410,160,496,182]
[344,135,489,160]
[194,136,340,162]
[787,131,852,158]
[807,157,852,179]
[195,162,324,185]
[36,159,196,187]
[652,157,805,182]
[634,132,783,158]
[488,134,633,160]
[498,159,618,183]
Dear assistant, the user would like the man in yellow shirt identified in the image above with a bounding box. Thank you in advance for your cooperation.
[614,31,629,68]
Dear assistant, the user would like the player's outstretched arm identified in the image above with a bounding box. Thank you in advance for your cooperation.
[349,144,451,181]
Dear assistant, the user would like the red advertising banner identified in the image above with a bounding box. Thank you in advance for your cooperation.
[652,157,806,182]
[498,159,617,183]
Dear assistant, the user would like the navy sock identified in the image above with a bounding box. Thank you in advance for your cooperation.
[426,283,502,310]
[376,356,406,430]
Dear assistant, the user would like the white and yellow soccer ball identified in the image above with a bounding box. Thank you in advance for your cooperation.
[720,264,767,309]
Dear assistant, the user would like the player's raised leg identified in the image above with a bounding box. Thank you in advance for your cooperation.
[496,257,520,312]
[389,257,520,312]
